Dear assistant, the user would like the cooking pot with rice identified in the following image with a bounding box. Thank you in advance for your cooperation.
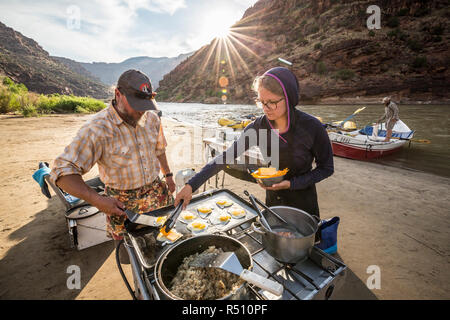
[154,234,253,300]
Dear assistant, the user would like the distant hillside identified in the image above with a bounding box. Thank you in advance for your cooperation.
[78,53,193,89]
[157,0,449,104]
[52,56,103,84]
[0,21,110,99]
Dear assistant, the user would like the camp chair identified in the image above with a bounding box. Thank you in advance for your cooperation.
[33,162,111,250]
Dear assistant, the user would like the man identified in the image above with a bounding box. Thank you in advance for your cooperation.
[50,69,175,262]
[376,97,399,142]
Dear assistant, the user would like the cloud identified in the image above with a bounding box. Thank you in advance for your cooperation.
[0,0,253,62]
[123,0,186,15]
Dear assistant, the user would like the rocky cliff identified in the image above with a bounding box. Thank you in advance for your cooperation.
[0,21,110,98]
[157,0,449,104]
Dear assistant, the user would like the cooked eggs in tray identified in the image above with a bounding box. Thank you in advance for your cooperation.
[179,210,198,224]
[228,207,247,219]
[156,229,183,243]
[210,213,231,226]
[196,205,213,218]
[187,221,208,234]
[215,198,233,208]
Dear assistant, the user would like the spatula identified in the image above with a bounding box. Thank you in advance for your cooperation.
[189,251,283,296]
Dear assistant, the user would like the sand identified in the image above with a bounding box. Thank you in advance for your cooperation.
[0,113,449,300]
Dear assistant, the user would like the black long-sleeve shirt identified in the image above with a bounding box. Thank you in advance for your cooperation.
[188,109,334,192]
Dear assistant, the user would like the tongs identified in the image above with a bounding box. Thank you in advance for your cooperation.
[244,190,302,234]
[160,200,184,236]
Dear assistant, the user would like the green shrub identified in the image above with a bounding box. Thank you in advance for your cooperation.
[414,7,430,17]
[368,30,375,37]
[334,69,355,80]
[314,43,322,50]
[21,104,38,117]
[412,56,427,68]
[37,95,105,114]
[2,77,14,87]
[397,8,409,16]
[386,28,409,41]
[316,61,327,75]
[0,77,107,116]
[386,17,399,28]
[311,25,320,34]
[0,87,12,113]
[8,93,22,112]
[407,39,422,51]
[430,24,444,36]
[75,106,89,114]
[156,90,168,101]
[3,77,28,94]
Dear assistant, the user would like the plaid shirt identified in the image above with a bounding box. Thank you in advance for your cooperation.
[377,101,400,124]
[50,105,167,190]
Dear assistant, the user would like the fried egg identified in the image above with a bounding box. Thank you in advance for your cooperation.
[187,220,208,234]
[156,229,183,243]
[210,213,231,226]
[215,198,233,208]
[228,207,247,219]
[179,210,198,224]
[154,215,168,227]
[196,205,213,218]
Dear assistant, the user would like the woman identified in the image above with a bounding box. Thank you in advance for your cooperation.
[175,67,333,217]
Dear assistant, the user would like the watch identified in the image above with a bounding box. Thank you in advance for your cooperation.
[164,172,173,178]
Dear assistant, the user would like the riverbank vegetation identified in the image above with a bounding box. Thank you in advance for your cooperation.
[0,76,106,117]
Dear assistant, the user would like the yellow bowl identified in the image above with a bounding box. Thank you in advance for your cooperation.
[251,168,289,187]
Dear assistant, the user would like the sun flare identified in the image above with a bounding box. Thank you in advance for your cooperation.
[203,11,235,40]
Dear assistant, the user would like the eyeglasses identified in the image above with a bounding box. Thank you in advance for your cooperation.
[255,97,284,110]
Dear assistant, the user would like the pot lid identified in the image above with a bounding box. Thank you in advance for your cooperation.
[65,205,100,220]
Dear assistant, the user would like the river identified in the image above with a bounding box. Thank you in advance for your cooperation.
[158,102,450,178]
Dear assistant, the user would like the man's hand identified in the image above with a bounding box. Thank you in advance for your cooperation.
[166,176,176,193]
[175,184,193,209]
[92,195,126,217]
[258,180,291,191]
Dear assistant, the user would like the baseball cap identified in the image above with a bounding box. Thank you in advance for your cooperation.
[117,69,158,111]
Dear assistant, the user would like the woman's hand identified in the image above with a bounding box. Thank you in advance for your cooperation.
[175,184,193,209]
[258,180,291,191]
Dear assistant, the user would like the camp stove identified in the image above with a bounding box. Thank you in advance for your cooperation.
[120,189,346,300]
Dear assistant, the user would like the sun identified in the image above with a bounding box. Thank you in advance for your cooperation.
[202,11,235,40]
[215,23,231,39]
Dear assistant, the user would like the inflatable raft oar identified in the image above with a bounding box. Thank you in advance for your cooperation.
[337,107,366,126]
[391,137,431,144]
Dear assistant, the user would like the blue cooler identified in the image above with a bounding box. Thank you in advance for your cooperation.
[316,217,340,254]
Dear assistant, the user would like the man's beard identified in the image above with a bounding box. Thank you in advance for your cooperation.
[114,103,138,127]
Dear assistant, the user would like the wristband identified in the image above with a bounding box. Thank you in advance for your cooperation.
[164,172,173,178]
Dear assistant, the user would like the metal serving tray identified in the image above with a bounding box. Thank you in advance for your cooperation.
[125,188,259,269]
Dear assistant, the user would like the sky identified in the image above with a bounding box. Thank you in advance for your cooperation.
[0,0,258,63]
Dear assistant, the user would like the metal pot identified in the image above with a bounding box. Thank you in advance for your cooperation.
[154,234,253,300]
[252,206,321,264]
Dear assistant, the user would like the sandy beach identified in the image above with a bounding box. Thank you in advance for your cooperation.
[0,113,449,300]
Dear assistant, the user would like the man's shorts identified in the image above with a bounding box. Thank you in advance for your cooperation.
[386,119,397,130]
[105,177,173,240]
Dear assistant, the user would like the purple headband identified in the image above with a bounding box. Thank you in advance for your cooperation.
[263,72,290,144]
